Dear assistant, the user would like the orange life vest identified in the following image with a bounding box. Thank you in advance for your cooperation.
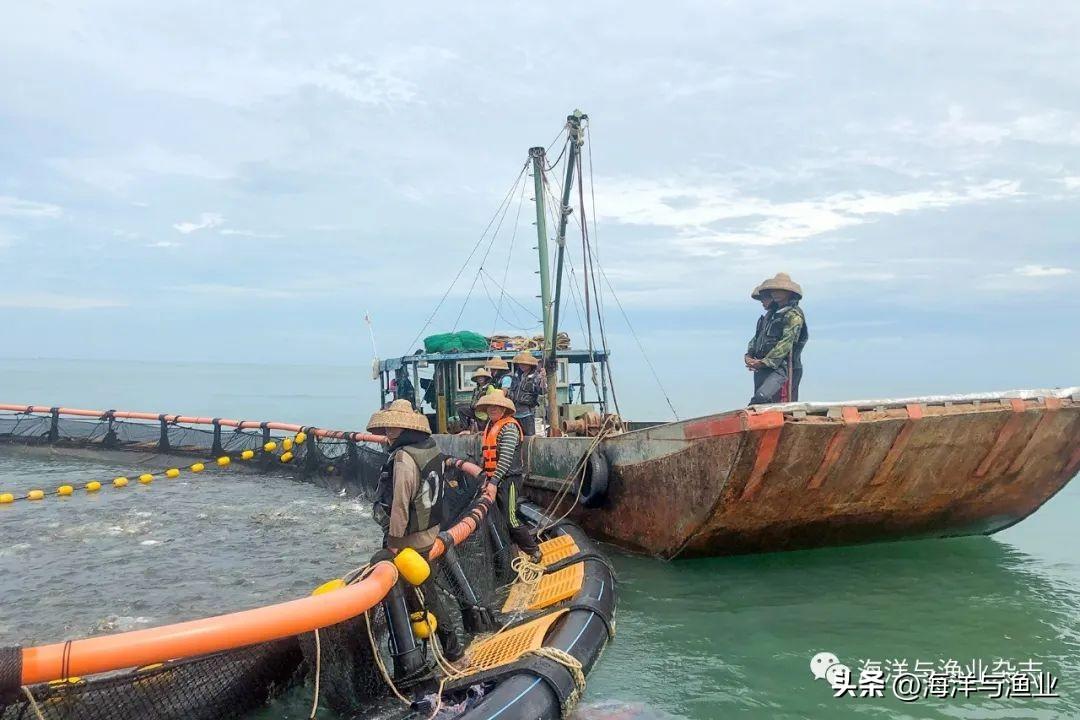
[481,415,523,476]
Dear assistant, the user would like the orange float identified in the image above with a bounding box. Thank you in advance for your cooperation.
[20,561,398,685]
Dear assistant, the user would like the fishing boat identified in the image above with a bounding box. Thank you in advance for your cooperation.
[379,110,1080,560]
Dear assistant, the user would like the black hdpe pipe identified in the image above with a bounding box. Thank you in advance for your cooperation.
[383,582,426,681]
[454,513,616,720]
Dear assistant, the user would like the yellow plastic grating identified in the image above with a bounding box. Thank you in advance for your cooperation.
[539,535,579,566]
[461,610,567,675]
[502,562,585,613]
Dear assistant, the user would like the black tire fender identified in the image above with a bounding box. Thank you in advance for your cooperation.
[579,451,609,508]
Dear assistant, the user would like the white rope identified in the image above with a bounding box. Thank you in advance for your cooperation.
[538,415,619,533]
[511,553,545,585]
[365,609,411,704]
[307,629,321,719]
[21,687,45,720]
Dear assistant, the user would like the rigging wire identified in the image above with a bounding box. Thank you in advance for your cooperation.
[479,267,542,322]
[574,150,606,406]
[582,121,621,415]
[492,169,530,335]
[452,168,528,331]
[596,262,680,420]
[403,159,529,354]
[542,147,608,406]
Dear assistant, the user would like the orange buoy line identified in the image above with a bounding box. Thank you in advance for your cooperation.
[0,433,303,505]
[0,404,392,505]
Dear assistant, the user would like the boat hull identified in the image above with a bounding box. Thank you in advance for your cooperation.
[436,389,1080,559]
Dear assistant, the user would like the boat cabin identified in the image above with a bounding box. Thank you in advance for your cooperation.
[377,348,611,434]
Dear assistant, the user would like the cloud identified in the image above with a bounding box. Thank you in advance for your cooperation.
[0,293,125,310]
[173,213,225,234]
[0,196,62,218]
[219,229,283,238]
[146,240,180,248]
[1014,264,1072,277]
[595,178,1023,253]
[52,146,233,194]
[166,283,302,300]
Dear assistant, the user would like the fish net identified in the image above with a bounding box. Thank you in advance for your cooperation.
[1,641,302,720]
[0,409,525,720]
[0,410,387,500]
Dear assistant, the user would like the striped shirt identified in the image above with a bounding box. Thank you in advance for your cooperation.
[491,421,521,484]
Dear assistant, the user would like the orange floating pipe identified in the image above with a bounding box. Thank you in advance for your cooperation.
[20,561,398,685]
[0,404,387,445]
[429,461,491,561]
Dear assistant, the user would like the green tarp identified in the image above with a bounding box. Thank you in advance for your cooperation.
[423,331,489,354]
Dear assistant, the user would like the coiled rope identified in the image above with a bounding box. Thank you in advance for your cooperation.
[510,554,545,585]
[524,646,586,717]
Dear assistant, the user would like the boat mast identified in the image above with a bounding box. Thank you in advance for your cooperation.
[529,110,586,435]
[547,110,587,434]
[528,147,553,348]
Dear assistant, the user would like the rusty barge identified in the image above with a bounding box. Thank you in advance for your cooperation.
[437,388,1080,559]
[379,112,1080,559]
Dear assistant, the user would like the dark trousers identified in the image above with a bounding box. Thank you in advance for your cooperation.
[406,569,464,660]
[787,369,803,402]
[750,366,803,405]
[496,474,539,555]
[516,413,536,436]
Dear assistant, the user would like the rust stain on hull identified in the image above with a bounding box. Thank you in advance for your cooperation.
[521,394,1080,559]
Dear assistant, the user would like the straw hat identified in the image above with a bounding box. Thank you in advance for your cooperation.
[750,282,765,301]
[758,272,803,298]
[471,367,492,381]
[474,389,516,414]
[512,351,539,367]
[367,399,431,434]
[487,356,509,371]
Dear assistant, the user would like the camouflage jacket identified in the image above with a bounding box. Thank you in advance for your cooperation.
[761,305,807,370]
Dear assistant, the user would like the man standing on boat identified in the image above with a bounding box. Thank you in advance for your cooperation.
[745,273,808,404]
[367,399,465,660]
[508,351,546,436]
[745,282,775,399]
[476,390,543,563]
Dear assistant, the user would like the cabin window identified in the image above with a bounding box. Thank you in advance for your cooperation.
[457,361,489,391]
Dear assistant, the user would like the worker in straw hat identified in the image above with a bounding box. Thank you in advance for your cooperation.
[745,272,809,405]
[508,351,547,436]
[486,356,513,394]
[367,399,464,659]
[456,366,495,431]
[745,281,776,399]
[475,390,542,562]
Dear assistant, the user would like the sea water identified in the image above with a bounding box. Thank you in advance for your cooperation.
[2,358,1078,719]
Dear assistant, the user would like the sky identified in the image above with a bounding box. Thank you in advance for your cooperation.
[2,1,1078,420]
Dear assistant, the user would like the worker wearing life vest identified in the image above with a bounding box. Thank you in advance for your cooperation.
[456,367,495,431]
[508,351,546,436]
[746,272,809,404]
[475,390,542,562]
[367,399,464,659]
[486,356,513,394]
[745,281,776,399]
